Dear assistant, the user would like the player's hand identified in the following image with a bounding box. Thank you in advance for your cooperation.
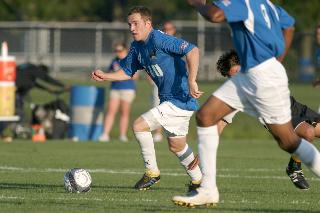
[188,154,200,170]
[189,81,204,98]
[91,69,106,81]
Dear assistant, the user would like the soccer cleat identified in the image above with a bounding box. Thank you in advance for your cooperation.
[286,167,309,190]
[172,187,219,208]
[134,170,160,190]
[187,180,201,193]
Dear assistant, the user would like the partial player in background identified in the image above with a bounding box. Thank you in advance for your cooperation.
[173,0,320,207]
[99,42,138,142]
[92,6,203,192]
[190,50,320,190]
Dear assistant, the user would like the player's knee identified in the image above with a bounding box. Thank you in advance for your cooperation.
[301,127,315,142]
[168,144,179,153]
[196,110,210,126]
[277,137,300,153]
[132,119,143,132]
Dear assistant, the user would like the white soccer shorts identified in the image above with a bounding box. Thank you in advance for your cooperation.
[214,57,291,125]
[141,101,193,137]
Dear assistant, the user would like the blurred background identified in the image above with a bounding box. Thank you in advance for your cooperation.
[0,0,319,81]
[0,0,319,141]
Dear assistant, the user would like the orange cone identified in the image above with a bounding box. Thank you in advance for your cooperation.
[32,125,46,142]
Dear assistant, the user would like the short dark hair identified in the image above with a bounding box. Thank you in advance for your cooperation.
[216,50,240,77]
[128,6,152,22]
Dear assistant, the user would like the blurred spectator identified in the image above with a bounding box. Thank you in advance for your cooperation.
[162,20,177,36]
[99,42,138,142]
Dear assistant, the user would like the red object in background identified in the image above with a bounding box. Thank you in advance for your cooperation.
[0,57,16,81]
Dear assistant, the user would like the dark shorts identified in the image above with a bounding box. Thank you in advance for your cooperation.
[290,96,320,129]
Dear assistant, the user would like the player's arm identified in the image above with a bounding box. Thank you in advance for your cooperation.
[186,0,225,23]
[186,47,204,98]
[92,44,141,82]
[91,69,131,82]
[277,26,294,62]
[276,6,295,62]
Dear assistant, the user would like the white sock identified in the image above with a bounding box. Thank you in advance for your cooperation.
[134,131,159,173]
[293,139,320,176]
[197,125,219,191]
[175,144,202,182]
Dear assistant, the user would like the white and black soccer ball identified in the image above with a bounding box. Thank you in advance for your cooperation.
[64,168,92,193]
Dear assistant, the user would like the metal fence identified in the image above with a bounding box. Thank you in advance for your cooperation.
[0,21,318,81]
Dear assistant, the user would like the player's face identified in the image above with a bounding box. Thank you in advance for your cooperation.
[228,65,241,77]
[128,13,152,41]
[114,45,127,59]
[163,22,176,36]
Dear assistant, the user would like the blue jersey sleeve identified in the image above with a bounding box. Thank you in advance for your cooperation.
[276,6,295,29]
[213,0,248,22]
[119,45,142,77]
[154,31,195,56]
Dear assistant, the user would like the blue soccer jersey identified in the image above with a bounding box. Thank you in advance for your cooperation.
[214,0,295,72]
[120,29,199,111]
[107,58,136,90]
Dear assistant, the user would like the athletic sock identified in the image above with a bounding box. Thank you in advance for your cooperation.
[134,131,159,173]
[197,125,219,191]
[293,139,320,177]
[175,144,202,182]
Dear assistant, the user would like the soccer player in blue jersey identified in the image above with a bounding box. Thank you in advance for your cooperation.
[92,6,203,191]
[172,0,320,207]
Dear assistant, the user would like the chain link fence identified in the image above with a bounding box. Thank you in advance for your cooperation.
[0,21,318,81]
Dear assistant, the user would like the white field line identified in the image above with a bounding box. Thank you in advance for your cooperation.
[0,165,319,181]
[0,195,316,206]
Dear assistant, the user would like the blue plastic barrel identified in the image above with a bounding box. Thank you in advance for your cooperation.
[69,86,105,141]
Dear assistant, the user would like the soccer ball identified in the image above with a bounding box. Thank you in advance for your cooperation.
[64,168,92,193]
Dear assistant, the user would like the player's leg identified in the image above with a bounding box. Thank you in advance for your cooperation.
[132,114,161,190]
[267,122,320,178]
[285,122,315,189]
[172,96,235,207]
[173,75,241,207]
[118,90,135,142]
[314,123,320,138]
[119,100,131,142]
[167,136,202,192]
[99,91,120,142]
[187,119,229,171]
[284,97,320,189]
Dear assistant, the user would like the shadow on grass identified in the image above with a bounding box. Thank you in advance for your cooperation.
[0,183,61,190]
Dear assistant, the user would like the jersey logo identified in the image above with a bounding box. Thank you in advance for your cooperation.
[222,0,231,7]
[180,41,189,50]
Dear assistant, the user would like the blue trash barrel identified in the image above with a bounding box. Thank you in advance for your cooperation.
[69,86,105,141]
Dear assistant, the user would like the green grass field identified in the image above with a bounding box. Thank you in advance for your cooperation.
[1,80,319,212]
[0,139,319,212]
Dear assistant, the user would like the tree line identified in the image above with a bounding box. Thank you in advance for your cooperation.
[0,0,319,31]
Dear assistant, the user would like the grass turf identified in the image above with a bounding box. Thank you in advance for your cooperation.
[0,139,319,212]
